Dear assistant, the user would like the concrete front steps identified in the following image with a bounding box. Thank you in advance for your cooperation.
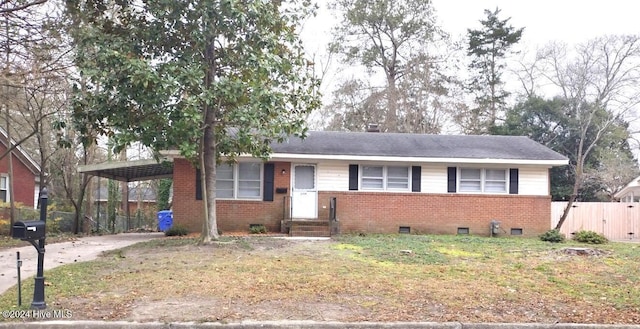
[289,219,331,237]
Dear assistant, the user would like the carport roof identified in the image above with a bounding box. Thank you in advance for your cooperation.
[78,158,173,182]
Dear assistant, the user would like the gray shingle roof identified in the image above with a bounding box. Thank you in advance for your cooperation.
[271,131,568,161]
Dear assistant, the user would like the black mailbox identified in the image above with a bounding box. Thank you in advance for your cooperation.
[12,221,46,240]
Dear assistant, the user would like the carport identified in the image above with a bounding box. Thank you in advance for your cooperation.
[77,158,174,231]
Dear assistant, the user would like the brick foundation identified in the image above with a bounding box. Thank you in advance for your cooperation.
[318,191,550,237]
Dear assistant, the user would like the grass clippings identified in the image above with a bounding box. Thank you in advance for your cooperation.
[1,234,638,324]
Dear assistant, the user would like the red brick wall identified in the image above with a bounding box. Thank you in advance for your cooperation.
[0,143,36,208]
[173,159,551,237]
[318,191,550,237]
[172,159,291,234]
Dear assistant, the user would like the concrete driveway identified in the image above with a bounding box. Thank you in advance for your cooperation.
[0,233,163,295]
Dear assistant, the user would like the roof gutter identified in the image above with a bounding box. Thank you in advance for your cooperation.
[161,150,568,167]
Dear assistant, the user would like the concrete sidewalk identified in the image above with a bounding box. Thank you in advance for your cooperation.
[0,320,639,329]
[0,233,163,295]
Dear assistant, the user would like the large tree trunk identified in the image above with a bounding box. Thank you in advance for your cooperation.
[201,35,219,242]
[555,192,576,231]
[201,119,218,242]
[385,73,398,132]
[555,163,583,230]
[70,147,91,234]
[72,184,86,234]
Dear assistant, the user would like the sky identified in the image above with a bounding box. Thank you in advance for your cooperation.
[301,0,640,89]
[303,0,640,51]
[433,0,640,47]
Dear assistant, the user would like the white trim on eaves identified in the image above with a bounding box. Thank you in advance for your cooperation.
[161,150,568,166]
[267,153,568,166]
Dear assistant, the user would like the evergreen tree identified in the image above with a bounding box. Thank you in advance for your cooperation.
[463,8,523,134]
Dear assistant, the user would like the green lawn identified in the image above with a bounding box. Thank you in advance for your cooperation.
[1,234,638,323]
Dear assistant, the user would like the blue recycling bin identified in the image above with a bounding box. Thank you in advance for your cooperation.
[157,210,173,232]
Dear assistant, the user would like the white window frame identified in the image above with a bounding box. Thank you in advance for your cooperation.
[361,165,384,190]
[215,164,235,199]
[0,175,8,203]
[458,168,508,194]
[215,162,263,200]
[360,165,410,191]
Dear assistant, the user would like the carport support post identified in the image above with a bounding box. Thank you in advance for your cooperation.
[31,188,47,310]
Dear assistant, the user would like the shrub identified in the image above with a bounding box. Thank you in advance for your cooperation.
[47,217,64,234]
[249,224,267,234]
[539,229,565,243]
[0,218,9,235]
[573,230,608,244]
[165,224,189,237]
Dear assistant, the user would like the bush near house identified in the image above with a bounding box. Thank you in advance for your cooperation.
[539,229,565,243]
[573,230,608,244]
[249,224,268,234]
[0,219,9,235]
[164,224,189,237]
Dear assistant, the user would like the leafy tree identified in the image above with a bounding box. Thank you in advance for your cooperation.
[328,0,450,132]
[156,178,172,211]
[538,36,640,229]
[463,8,523,134]
[0,0,68,228]
[493,96,637,203]
[64,0,321,241]
[585,135,639,201]
[324,79,386,131]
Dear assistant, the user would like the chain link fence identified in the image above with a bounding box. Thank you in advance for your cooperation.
[1,206,159,236]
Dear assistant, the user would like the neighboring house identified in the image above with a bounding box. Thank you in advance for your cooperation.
[0,127,41,208]
[166,131,568,237]
[614,176,640,202]
[92,182,158,216]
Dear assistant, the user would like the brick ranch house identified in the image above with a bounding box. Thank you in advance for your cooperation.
[0,127,41,208]
[164,131,568,237]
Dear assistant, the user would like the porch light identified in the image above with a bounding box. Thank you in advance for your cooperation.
[281,169,286,175]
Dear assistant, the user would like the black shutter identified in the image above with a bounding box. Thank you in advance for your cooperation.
[447,167,456,193]
[195,168,202,200]
[411,166,421,192]
[509,168,519,195]
[263,163,275,201]
[348,164,359,191]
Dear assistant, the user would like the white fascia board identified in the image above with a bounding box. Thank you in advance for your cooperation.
[159,150,181,158]
[161,150,569,167]
[268,153,569,166]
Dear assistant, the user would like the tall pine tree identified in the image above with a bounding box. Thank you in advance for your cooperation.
[462,8,523,134]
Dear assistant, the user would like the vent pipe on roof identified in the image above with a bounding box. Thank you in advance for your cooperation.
[366,123,380,132]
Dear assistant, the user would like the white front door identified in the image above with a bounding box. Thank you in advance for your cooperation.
[291,164,317,219]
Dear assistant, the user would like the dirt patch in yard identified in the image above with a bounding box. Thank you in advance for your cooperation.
[3,235,640,324]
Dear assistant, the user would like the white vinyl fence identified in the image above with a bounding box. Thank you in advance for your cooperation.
[551,202,640,241]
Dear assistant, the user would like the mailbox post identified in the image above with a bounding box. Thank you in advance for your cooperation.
[11,188,47,309]
[32,188,47,309]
